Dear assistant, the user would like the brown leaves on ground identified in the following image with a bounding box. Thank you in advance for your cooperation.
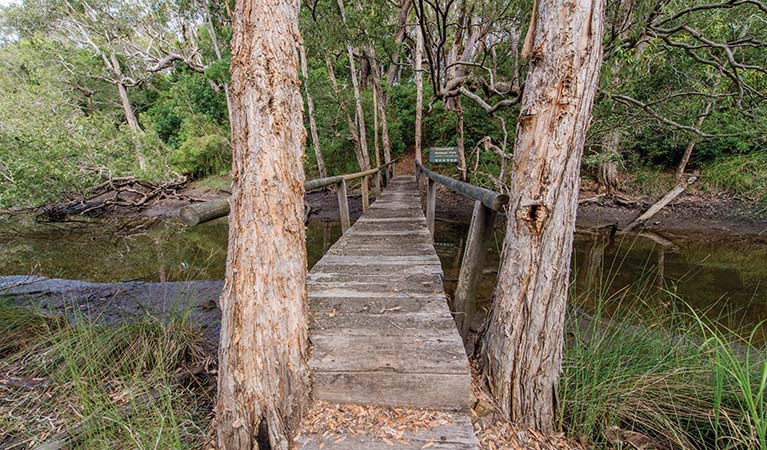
[476,421,589,450]
[297,400,453,442]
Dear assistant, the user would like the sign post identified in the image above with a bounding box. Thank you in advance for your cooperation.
[429,146,459,163]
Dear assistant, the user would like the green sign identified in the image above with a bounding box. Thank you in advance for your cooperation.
[429,146,459,163]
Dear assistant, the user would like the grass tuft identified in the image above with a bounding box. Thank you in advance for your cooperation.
[559,290,767,449]
[0,302,214,449]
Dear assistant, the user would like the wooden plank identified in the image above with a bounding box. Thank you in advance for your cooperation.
[311,371,472,410]
[296,414,478,450]
[311,313,458,336]
[307,174,474,427]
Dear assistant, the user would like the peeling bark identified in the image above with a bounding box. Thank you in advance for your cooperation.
[385,0,413,87]
[456,98,467,180]
[214,0,309,447]
[480,0,605,433]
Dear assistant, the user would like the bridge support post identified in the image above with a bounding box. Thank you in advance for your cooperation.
[361,175,370,212]
[454,200,496,351]
[426,178,436,236]
[336,179,351,233]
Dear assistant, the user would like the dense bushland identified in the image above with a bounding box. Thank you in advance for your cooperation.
[0,0,765,209]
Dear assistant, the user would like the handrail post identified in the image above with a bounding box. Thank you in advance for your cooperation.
[426,177,436,236]
[415,163,421,188]
[361,175,370,212]
[454,200,496,350]
[337,178,351,233]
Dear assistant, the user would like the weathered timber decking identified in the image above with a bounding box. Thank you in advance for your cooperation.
[303,176,478,449]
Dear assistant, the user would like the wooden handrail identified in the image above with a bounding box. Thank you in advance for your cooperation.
[180,161,397,227]
[414,160,504,352]
[304,161,395,192]
[415,160,508,211]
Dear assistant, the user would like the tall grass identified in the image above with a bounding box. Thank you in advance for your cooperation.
[559,287,767,449]
[0,301,213,449]
[703,152,767,208]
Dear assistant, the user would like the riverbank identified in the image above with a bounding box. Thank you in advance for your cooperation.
[13,169,764,240]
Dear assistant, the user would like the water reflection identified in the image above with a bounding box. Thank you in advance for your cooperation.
[1,217,765,339]
[433,222,767,343]
[0,218,341,283]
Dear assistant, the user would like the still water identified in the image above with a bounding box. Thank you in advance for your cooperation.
[1,217,765,336]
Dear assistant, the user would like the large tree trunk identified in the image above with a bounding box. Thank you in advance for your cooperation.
[104,52,145,170]
[108,52,140,131]
[480,0,605,433]
[299,43,327,178]
[414,24,424,164]
[214,0,309,447]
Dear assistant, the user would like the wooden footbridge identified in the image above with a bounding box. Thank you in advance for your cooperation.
[182,162,508,449]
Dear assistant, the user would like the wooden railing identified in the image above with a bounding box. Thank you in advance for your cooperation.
[179,161,396,229]
[415,160,509,338]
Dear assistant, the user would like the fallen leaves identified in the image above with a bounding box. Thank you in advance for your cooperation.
[476,422,589,450]
[297,400,453,442]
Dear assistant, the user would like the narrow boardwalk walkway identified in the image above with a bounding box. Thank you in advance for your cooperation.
[300,176,478,449]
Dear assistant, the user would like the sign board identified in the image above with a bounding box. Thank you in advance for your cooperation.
[429,146,459,163]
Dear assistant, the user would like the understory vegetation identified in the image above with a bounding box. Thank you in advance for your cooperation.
[0,302,213,449]
[2,288,765,449]
[562,296,767,449]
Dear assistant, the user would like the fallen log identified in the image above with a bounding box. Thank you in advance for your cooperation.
[622,176,696,232]
[179,199,313,227]
[179,198,230,226]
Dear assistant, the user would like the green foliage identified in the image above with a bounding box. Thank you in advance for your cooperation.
[703,152,767,203]
[172,133,231,178]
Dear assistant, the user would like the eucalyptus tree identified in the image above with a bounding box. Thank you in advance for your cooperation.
[214,0,309,448]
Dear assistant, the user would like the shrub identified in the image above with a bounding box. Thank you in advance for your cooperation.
[171,133,231,178]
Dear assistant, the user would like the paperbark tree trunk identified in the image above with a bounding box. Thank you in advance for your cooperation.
[372,72,382,170]
[480,0,605,433]
[456,98,467,180]
[675,101,712,180]
[385,0,413,87]
[108,52,140,131]
[347,45,371,170]
[299,43,327,178]
[368,49,392,164]
[326,56,365,170]
[214,0,309,447]
[415,24,424,164]
[103,52,145,170]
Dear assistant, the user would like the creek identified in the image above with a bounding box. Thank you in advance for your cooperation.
[1,217,765,340]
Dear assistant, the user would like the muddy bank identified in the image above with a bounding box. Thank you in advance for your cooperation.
[0,275,224,340]
[427,185,766,239]
[23,167,765,239]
